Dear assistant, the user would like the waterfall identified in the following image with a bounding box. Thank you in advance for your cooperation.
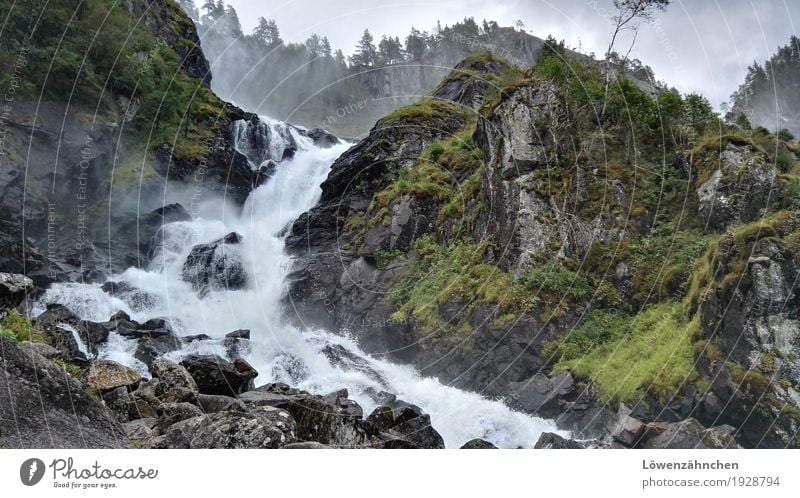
[34,116,565,448]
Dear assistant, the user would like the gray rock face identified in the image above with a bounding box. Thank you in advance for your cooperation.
[0,273,34,313]
[84,360,141,392]
[460,438,498,449]
[533,433,583,449]
[158,407,297,449]
[182,232,247,295]
[239,384,368,447]
[151,358,199,398]
[0,336,129,448]
[607,405,646,447]
[180,354,257,396]
[694,236,800,448]
[696,143,779,229]
[642,418,737,449]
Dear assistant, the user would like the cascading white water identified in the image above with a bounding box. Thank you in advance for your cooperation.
[35,116,566,448]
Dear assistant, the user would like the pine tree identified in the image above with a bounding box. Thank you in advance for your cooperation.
[253,17,282,47]
[349,29,377,68]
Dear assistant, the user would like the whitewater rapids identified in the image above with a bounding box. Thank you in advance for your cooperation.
[35,117,566,448]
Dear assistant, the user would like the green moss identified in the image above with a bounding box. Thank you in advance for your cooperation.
[374,161,454,208]
[556,301,699,403]
[390,235,520,336]
[518,263,593,305]
[0,312,46,344]
[344,212,366,232]
[52,358,83,378]
[377,98,470,129]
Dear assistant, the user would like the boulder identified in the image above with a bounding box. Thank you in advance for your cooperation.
[379,413,445,449]
[239,384,368,447]
[180,354,257,396]
[534,432,583,449]
[460,439,498,449]
[158,406,297,449]
[84,360,141,392]
[150,358,198,398]
[607,404,646,447]
[0,336,129,448]
[182,232,247,295]
[196,393,248,413]
[642,418,738,449]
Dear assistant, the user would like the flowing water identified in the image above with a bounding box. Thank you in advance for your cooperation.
[35,116,566,448]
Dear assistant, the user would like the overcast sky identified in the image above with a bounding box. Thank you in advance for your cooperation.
[221,0,799,108]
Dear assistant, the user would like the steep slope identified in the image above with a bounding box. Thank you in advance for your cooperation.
[287,48,800,447]
[0,0,268,283]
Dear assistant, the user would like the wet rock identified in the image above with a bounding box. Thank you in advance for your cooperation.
[225,329,250,340]
[150,358,198,398]
[182,232,247,295]
[158,406,297,449]
[322,389,364,419]
[155,402,204,433]
[196,393,248,413]
[134,335,183,370]
[607,404,646,447]
[534,433,583,449]
[0,336,129,448]
[180,354,258,396]
[642,418,737,449]
[364,405,395,433]
[84,360,141,392]
[284,441,331,449]
[240,384,368,447]
[35,304,109,358]
[378,413,445,449]
[123,418,158,448]
[460,439,498,449]
[0,272,34,313]
[307,128,340,148]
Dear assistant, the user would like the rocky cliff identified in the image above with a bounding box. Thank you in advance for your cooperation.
[286,48,800,447]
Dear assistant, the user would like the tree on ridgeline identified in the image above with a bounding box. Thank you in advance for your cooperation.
[253,17,282,48]
[729,35,800,136]
[349,29,378,69]
[601,0,671,114]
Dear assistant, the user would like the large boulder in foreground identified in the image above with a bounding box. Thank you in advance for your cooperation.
[180,354,257,396]
[0,336,129,448]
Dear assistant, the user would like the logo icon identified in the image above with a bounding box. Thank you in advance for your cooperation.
[20,458,45,486]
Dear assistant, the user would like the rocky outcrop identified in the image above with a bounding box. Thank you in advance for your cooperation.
[180,355,257,396]
[0,336,129,448]
[129,0,212,86]
[182,232,247,295]
[695,142,780,229]
[692,230,800,448]
[0,272,34,313]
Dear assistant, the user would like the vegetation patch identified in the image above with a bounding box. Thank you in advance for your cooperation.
[0,312,46,344]
[555,301,699,403]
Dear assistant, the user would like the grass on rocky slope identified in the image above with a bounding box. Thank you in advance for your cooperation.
[0,312,46,344]
[554,301,699,403]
